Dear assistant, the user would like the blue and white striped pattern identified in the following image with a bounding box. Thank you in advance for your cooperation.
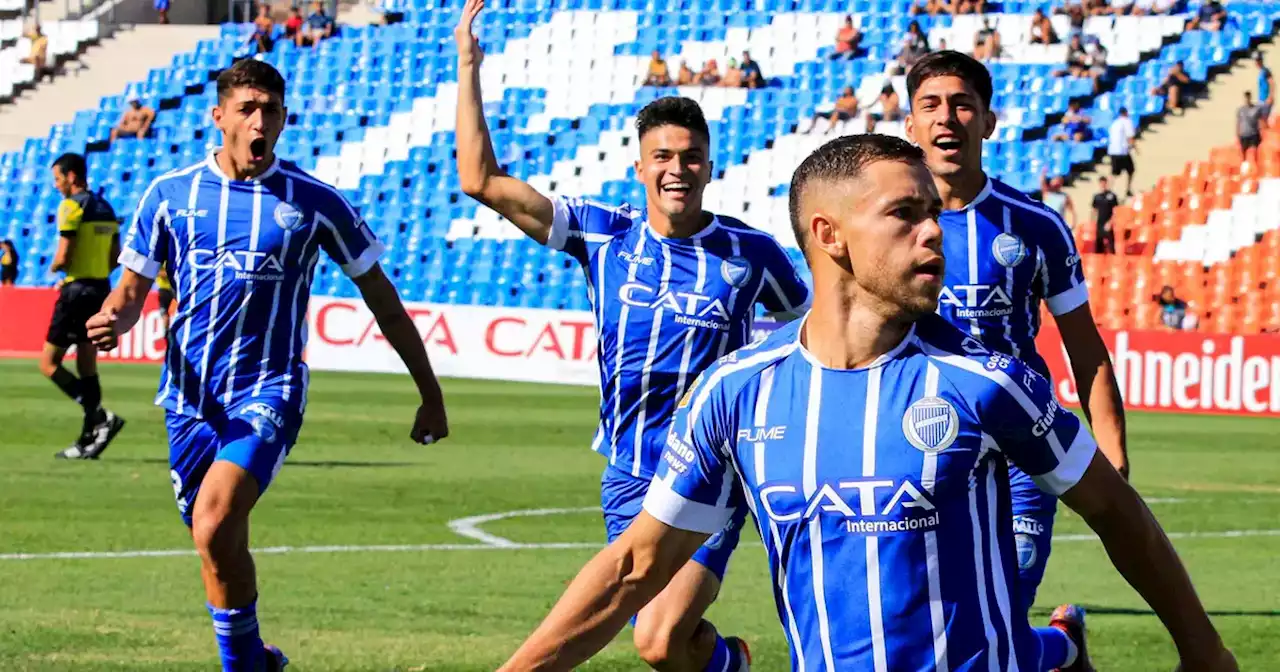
[120,154,383,419]
[645,313,1098,670]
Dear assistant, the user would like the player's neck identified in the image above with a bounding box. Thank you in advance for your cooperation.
[67,184,86,197]
[802,284,912,370]
[935,169,989,211]
[215,150,275,181]
[648,210,711,239]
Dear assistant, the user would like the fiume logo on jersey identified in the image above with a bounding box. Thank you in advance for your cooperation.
[902,396,959,454]
[618,282,730,331]
[939,284,1014,319]
[759,478,941,534]
[991,232,1027,268]
[273,202,305,231]
[720,255,752,289]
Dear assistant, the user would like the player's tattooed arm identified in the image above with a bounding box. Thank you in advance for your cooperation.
[454,0,556,244]
[499,513,707,671]
[1060,453,1237,672]
[86,269,154,352]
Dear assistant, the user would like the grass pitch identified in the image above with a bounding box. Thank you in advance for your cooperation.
[1,360,1277,670]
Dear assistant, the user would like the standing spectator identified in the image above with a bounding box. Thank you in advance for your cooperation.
[1108,107,1137,196]
[865,81,904,132]
[972,17,1001,61]
[1040,171,1077,229]
[1052,100,1093,141]
[805,86,859,135]
[296,1,335,48]
[19,23,49,81]
[831,15,861,59]
[910,0,952,16]
[1155,286,1190,329]
[694,59,720,86]
[1029,8,1059,44]
[154,0,170,24]
[1187,0,1227,31]
[284,7,304,41]
[1091,176,1119,254]
[1237,91,1265,161]
[1256,52,1274,120]
[0,240,18,285]
[251,4,275,54]
[739,51,764,89]
[895,21,930,74]
[109,98,156,143]
[643,50,671,87]
[1152,61,1191,114]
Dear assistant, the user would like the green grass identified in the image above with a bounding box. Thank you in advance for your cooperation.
[1,360,1277,670]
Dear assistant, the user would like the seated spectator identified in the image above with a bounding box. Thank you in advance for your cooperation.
[831,15,861,59]
[643,50,671,87]
[806,86,860,135]
[284,7,304,40]
[0,240,17,286]
[1084,0,1112,16]
[937,38,949,50]
[866,82,904,132]
[296,1,335,48]
[1187,0,1227,31]
[740,51,765,89]
[1029,9,1058,44]
[972,17,1001,61]
[1052,101,1093,141]
[895,21,930,74]
[720,58,743,87]
[910,0,952,16]
[953,0,986,14]
[1056,1,1087,39]
[1152,61,1191,114]
[694,59,721,86]
[19,23,49,81]
[251,4,275,54]
[676,61,694,86]
[1238,91,1265,161]
[1155,286,1190,330]
[110,98,156,142]
[1056,34,1104,91]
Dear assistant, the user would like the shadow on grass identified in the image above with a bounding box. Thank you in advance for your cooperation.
[108,458,418,469]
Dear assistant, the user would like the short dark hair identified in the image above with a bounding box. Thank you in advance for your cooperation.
[787,134,926,250]
[906,50,993,109]
[52,152,87,182]
[635,97,710,143]
[217,58,286,103]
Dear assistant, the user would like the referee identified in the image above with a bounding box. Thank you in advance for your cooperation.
[41,152,126,459]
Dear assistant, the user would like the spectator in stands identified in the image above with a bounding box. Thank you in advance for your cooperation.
[643,50,671,87]
[676,61,694,86]
[1056,1,1087,39]
[1155,286,1190,329]
[1040,171,1077,229]
[1108,107,1137,196]
[1152,61,1191,114]
[155,0,170,24]
[720,58,743,87]
[910,0,952,16]
[1238,91,1265,161]
[0,240,17,286]
[1029,8,1059,44]
[805,86,859,135]
[1187,0,1227,31]
[865,81,903,133]
[694,59,720,86]
[1052,100,1093,141]
[251,4,275,54]
[895,21,930,74]
[1256,52,1273,120]
[972,17,1001,61]
[297,1,335,48]
[831,15,861,59]
[109,98,156,143]
[1092,177,1119,254]
[284,7,304,41]
[1056,33,1104,92]
[19,23,49,82]
[1085,0,1112,16]
[739,51,764,89]
[954,0,986,14]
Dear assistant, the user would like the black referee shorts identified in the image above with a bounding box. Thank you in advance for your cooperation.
[46,279,111,349]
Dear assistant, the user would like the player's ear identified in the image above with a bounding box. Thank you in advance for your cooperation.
[982,105,997,139]
[808,212,844,260]
[904,112,918,144]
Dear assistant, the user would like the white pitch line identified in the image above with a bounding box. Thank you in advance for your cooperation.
[447,506,598,548]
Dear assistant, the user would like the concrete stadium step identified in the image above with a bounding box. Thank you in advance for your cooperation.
[1064,39,1280,213]
[0,24,218,153]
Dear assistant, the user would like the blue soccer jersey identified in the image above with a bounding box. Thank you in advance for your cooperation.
[119,155,383,419]
[548,196,811,480]
[935,178,1087,376]
[644,314,1098,671]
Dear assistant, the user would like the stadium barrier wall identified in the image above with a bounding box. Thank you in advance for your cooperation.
[0,286,165,362]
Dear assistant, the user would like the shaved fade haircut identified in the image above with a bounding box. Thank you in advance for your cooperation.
[787,134,926,250]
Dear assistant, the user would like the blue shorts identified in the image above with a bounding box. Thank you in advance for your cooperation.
[601,464,746,582]
[1009,465,1057,614]
[166,397,304,527]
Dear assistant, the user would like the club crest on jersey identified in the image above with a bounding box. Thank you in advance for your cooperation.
[991,232,1027,268]
[720,255,752,289]
[273,202,305,231]
[902,396,959,454]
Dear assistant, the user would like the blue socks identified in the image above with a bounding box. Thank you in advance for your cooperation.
[704,634,745,672]
[208,600,265,672]
[1035,626,1077,670]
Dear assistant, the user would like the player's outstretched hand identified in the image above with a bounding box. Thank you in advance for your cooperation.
[454,0,485,67]
[86,307,120,352]
[411,386,449,446]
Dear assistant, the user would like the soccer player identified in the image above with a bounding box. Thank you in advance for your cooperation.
[903,50,1129,666]
[498,134,1238,672]
[454,0,809,669]
[42,151,127,460]
[85,59,450,671]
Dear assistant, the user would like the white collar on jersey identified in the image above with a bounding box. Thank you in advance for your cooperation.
[793,311,919,372]
[205,151,281,183]
[946,173,994,214]
[643,213,722,242]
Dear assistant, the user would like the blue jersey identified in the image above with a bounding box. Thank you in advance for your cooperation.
[548,197,810,480]
[644,314,1097,671]
[935,178,1087,376]
[119,155,383,419]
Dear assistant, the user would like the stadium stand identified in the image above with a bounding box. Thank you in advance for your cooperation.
[0,17,102,101]
[1,0,1278,331]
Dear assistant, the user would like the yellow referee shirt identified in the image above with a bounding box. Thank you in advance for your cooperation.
[58,191,119,283]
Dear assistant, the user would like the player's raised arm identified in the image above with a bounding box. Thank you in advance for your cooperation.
[454,0,555,245]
